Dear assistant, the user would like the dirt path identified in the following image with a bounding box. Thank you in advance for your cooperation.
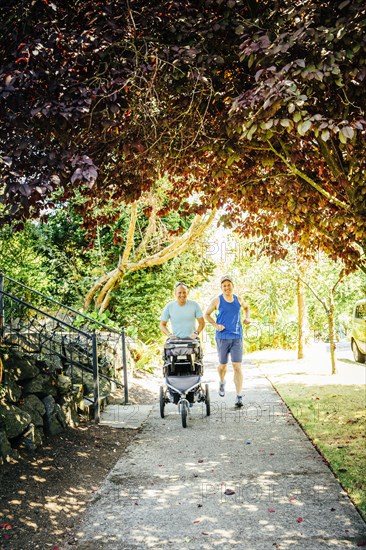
[0,376,156,550]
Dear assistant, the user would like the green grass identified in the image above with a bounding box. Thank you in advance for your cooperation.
[274,383,366,520]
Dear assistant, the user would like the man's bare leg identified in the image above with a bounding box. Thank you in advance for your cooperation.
[218,364,227,396]
[233,362,243,401]
[218,363,227,382]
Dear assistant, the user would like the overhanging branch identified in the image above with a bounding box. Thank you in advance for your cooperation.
[267,140,350,211]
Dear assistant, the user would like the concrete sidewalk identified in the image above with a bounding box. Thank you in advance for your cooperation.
[75,352,366,549]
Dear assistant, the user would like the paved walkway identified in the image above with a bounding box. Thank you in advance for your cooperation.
[75,352,366,549]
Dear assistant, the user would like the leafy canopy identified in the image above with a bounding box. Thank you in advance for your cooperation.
[0,0,365,272]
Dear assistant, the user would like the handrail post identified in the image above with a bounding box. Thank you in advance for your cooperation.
[92,331,100,422]
[0,272,4,340]
[121,329,129,404]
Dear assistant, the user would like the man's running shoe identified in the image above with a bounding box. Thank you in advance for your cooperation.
[235,395,243,408]
[219,381,225,397]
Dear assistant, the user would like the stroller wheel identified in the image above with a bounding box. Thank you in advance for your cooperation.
[181,400,188,428]
[205,384,210,417]
[159,386,165,418]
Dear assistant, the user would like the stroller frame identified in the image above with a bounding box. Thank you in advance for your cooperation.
[160,337,210,428]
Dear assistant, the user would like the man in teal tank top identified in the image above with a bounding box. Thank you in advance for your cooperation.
[204,275,251,408]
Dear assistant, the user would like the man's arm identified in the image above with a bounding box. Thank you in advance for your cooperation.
[160,320,175,338]
[189,302,205,339]
[204,297,225,331]
[239,297,251,324]
[189,316,205,339]
[197,316,205,333]
[160,303,175,338]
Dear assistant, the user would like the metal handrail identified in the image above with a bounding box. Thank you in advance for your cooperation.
[0,272,122,334]
[0,272,129,404]
[0,286,129,421]
[0,291,123,387]
[0,289,91,337]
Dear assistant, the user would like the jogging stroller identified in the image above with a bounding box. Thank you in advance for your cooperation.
[159,337,210,428]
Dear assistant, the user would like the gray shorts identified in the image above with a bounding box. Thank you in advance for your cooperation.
[216,337,243,364]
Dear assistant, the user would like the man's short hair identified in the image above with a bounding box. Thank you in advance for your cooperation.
[175,282,188,289]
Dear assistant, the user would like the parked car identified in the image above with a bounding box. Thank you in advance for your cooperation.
[351,299,366,363]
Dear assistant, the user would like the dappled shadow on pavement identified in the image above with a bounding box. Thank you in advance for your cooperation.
[74,359,366,550]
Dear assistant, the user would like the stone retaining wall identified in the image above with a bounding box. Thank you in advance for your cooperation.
[0,334,138,464]
[0,348,83,464]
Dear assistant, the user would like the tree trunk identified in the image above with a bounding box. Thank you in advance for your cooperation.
[296,275,306,359]
[299,270,343,375]
[327,296,337,375]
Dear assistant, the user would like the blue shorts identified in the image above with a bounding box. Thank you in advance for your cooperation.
[216,337,243,364]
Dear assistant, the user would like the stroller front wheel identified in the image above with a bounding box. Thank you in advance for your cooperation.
[159,386,165,418]
[181,400,188,428]
[205,383,210,416]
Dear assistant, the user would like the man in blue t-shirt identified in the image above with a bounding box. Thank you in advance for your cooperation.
[204,275,251,408]
[160,283,205,339]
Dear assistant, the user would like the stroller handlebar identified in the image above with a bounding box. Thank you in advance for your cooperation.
[165,336,199,341]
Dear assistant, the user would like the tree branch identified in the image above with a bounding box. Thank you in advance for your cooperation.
[268,140,350,211]
[90,209,216,314]
[127,210,216,273]
[118,201,138,272]
[298,276,328,312]
[134,199,158,260]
